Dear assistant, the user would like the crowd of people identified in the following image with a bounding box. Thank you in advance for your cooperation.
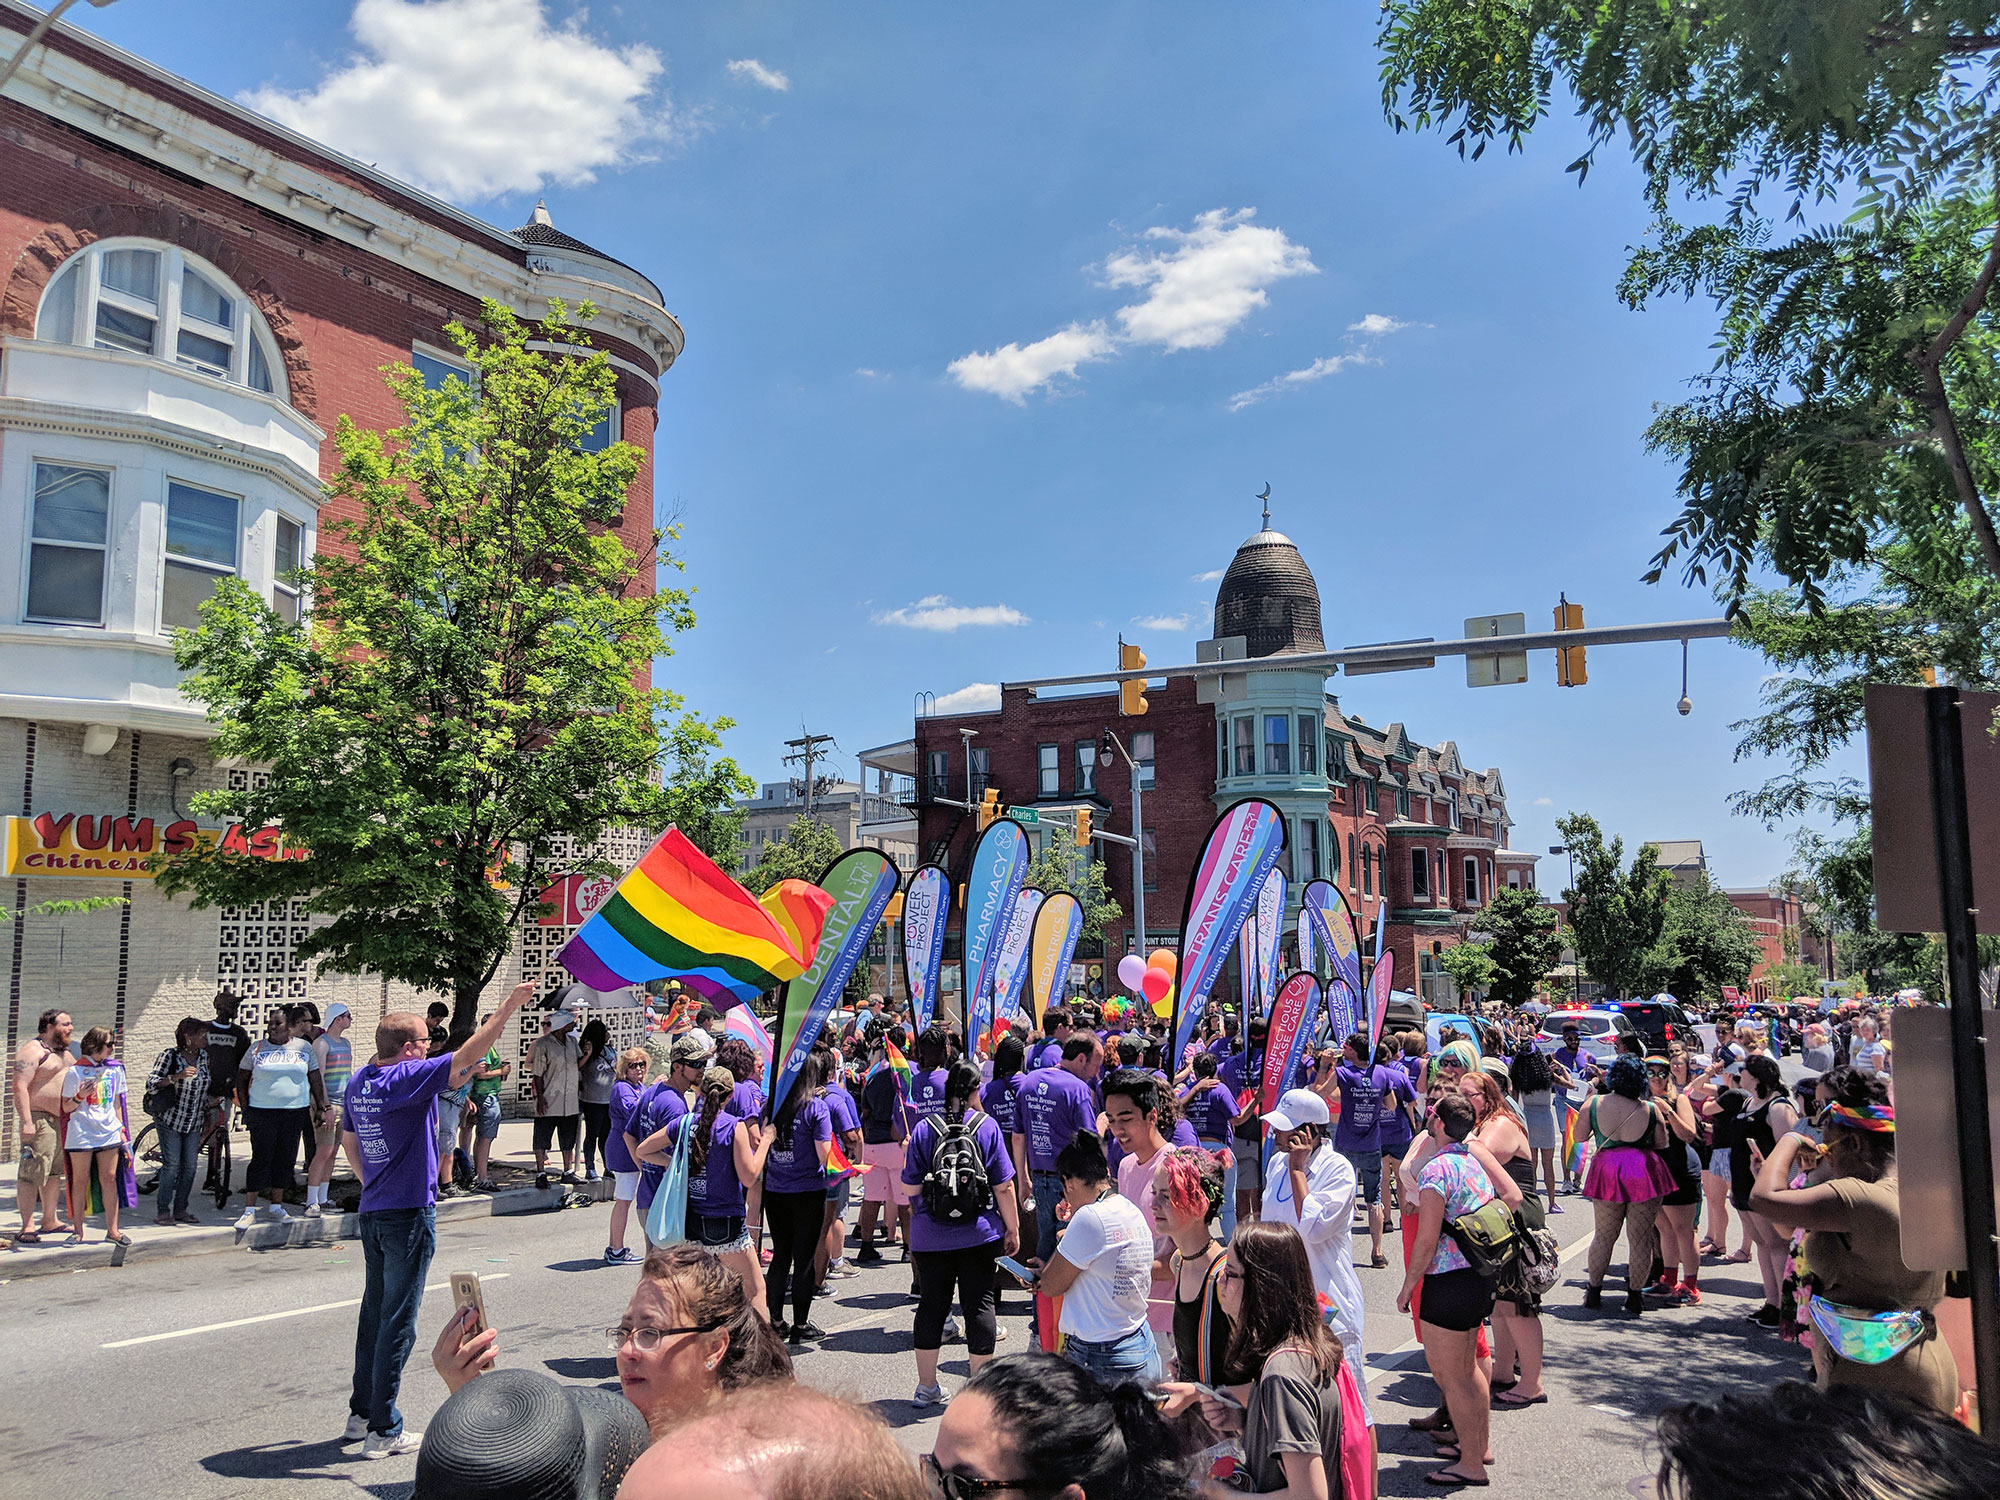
[13,981,1983,1497]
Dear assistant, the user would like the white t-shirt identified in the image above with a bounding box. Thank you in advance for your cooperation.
[62,1061,127,1151]
[1055,1192,1155,1342]
[1850,1039,1889,1077]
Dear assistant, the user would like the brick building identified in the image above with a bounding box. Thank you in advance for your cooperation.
[1725,885,1834,1000]
[0,5,682,1146]
[905,519,1537,1013]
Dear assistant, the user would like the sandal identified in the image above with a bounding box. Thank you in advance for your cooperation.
[1724,1249,1752,1263]
[1371,1252,1389,1268]
[108,1231,132,1246]
[12,1230,40,1245]
[1409,1406,1455,1433]
[1425,1468,1491,1488]
[1431,1446,1495,1463]
[1494,1390,1548,1406]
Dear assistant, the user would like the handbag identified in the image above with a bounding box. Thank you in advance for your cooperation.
[142,1050,179,1119]
[643,1113,695,1247]
[1444,1195,1519,1279]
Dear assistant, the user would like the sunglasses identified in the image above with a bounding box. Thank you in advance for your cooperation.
[922,1453,1031,1499]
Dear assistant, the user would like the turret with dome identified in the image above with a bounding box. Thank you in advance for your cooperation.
[1211,497,1325,659]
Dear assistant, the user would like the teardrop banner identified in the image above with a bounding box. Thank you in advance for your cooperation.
[962,818,1031,1046]
[1297,903,1316,979]
[990,887,1047,1034]
[1237,914,1260,1022]
[1027,891,1084,1026]
[1366,948,1397,1050]
[1299,878,1360,997]
[1327,975,1358,1044]
[1172,798,1287,1061]
[770,847,900,1111]
[901,863,950,1032]
[1255,867,1287,1010]
[1263,970,1324,1119]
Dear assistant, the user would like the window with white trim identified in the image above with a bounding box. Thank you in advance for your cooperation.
[1299,818,1320,880]
[1076,741,1096,795]
[26,462,111,625]
[1464,856,1481,905]
[1411,847,1430,898]
[36,241,285,398]
[1132,731,1156,790]
[1037,743,1060,798]
[1297,716,1317,775]
[161,481,241,630]
[273,516,304,624]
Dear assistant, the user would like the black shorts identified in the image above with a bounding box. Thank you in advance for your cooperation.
[687,1211,748,1250]
[1421,1268,1496,1333]
[533,1114,580,1152]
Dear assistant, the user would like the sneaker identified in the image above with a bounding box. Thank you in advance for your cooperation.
[828,1260,859,1279]
[305,1201,323,1219]
[437,1184,462,1200]
[1750,1304,1781,1327]
[474,1179,499,1192]
[154,1213,174,1227]
[942,1316,961,1343]
[771,1320,791,1341]
[911,1383,946,1408]
[1670,1282,1702,1306]
[788,1320,827,1344]
[264,1205,290,1223]
[234,1209,257,1231]
[173,1211,200,1225]
[560,1171,581,1185]
[340,1414,369,1444]
[585,1169,600,1183]
[536,1173,551,1190]
[605,1245,640,1264]
[995,1324,1009,1341]
[816,1283,832,1298]
[361,1430,422,1460]
[856,1245,884,1266]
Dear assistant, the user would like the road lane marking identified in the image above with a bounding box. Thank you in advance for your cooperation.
[100,1273,510,1348]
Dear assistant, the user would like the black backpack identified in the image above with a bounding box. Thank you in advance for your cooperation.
[921,1117,993,1225]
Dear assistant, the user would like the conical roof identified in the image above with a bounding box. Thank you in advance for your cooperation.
[1211,523,1324,659]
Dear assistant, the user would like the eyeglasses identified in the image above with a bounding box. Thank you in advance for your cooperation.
[922,1453,1033,1499]
[603,1321,723,1353]
[1647,1065,1671,1078]
[1218,1265,1244,1285]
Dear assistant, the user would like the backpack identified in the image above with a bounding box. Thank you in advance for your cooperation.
[920,1117,993,1225]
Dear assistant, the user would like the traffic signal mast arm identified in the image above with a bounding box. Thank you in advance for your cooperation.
[1000,616,1736,693]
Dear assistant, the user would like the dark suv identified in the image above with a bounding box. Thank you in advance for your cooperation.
[1603,999,1695,1054]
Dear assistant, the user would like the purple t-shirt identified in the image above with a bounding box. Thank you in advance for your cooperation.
[1333,1063,1407,1154]
[634,1080,689,1210]
[730,1080,766,1121]
[1181,1081,1241,1143]
[901,1111,1016,1252]
[678,1108,746,1217]
[823,1082,861,1138]
[764,1095,833,1194]
[1031,1039,1066,1070]
[1017,1066,1100,1172]
[1217,1048,1264,1098]
[981,1073,1021,1135]
[343,1054,454,1213]
[606,1079,641,1174]
[907,1067,951,1121]
[1376,1066,1420,1148]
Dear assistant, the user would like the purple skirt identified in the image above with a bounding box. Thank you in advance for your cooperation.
[1583,1144,1674,1204]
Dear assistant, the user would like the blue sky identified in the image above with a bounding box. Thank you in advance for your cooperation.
[74,0,1858,887]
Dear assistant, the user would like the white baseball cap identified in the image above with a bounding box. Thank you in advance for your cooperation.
[1261,1088,1332,1132]
[323,1002,351,1025]
[548,1010,577,1031]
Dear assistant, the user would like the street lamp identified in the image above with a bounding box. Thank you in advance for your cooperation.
[1549,844,1581,1008]
[1100,730,1144,961]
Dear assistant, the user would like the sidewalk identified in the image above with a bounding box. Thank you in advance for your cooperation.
[2,1116,609,1281]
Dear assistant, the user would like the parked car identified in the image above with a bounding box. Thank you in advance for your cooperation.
[1427,1012,1505,1058]
[1534,1008,1640,1065]
[1598,998,1698,1054]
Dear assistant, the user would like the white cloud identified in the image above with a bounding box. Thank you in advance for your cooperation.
[1227,311,1422,412]
[929,682,1002,714]
[242,0,666,201]
[1104,209,1316,352]
[947,321,1115,403]
[1532,796,1554,806]
[1193,568,1224,583]
[874,595,1029,631]
[1133,612,1196,631]
[726,58,790,92]
[855,367,884,379]
[949,208,1313,400]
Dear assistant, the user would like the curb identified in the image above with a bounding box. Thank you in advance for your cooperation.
[1,1178,613,1282]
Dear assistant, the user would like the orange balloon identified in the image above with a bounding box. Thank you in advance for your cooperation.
[1149,949,1177,978]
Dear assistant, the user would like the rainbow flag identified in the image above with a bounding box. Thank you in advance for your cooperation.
[1562,1104,1589,1180]
[826,1138,871,1181]
[558,828,832,1007]
[726,1007,775,1092]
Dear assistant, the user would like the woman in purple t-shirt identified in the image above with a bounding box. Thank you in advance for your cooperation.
[761,1051,834,1344]
[638,1065,772,1311]
[901,1060,1019,1408]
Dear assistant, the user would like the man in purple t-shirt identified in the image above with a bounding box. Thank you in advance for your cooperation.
[1331,1032,1416,1268]
[1014,1033,1103,1263]
[338,981,532,1457]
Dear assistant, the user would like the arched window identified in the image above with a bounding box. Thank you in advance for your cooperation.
[35,240,287,400]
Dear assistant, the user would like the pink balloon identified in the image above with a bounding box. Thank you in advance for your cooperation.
[1141,965,1172,1004]
[1117,953,1149,992]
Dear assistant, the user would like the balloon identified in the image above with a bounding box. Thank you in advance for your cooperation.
[1150,949,1178,978]
[1142,965,1172,1004]
[1118,954,1149,991]
[1151,991,1172,1017]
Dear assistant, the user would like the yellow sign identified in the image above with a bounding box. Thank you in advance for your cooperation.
[3,813,303,880]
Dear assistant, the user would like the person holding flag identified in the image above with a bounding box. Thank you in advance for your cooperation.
[856,1025,915,1266]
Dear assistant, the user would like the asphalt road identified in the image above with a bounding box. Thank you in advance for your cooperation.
[0,1172,1811,1500]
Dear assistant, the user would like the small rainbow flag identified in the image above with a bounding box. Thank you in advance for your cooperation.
[880,1038,912,1094]
[1562,1104,1589,1180]
[826,1138,871,1181]
[558,829,833,1008]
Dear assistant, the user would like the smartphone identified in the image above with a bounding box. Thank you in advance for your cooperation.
[994,1254,1036,1286]
[449,1272,488,1338]
[1188,1381,1244,1411]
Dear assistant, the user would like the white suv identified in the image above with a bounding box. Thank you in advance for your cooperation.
[1535,1009,1640,1065]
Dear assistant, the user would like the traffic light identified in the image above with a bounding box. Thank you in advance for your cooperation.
[977,787,1001,830]
[1554,595,1587,687]
[1119,639,1148,716]
[1074,809,1092,848]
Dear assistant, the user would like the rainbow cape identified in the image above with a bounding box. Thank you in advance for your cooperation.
[557,828,833,1008]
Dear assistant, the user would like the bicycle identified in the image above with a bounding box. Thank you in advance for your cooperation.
[131,1103,234,1212]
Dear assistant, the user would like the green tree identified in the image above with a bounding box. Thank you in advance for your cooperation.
[1639,874,1764,1001]
[155,300,732,1031]
[1474,884,1568,1007]
[1555,813,1673,998]
[1765,960,1827,1003]
[739,816,847,896]
[659,713,753,868]
[1437,942,1499,1004]
[1021,843,1124,942]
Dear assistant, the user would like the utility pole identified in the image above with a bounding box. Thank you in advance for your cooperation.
[783,728,838,824]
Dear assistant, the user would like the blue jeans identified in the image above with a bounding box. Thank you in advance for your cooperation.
[155,1124,202,1215]
[1199,1141,1238,1242]
[350,1206,436,1437]
[1062,1324,1164,1389]
[1031,1170,1064,1263]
